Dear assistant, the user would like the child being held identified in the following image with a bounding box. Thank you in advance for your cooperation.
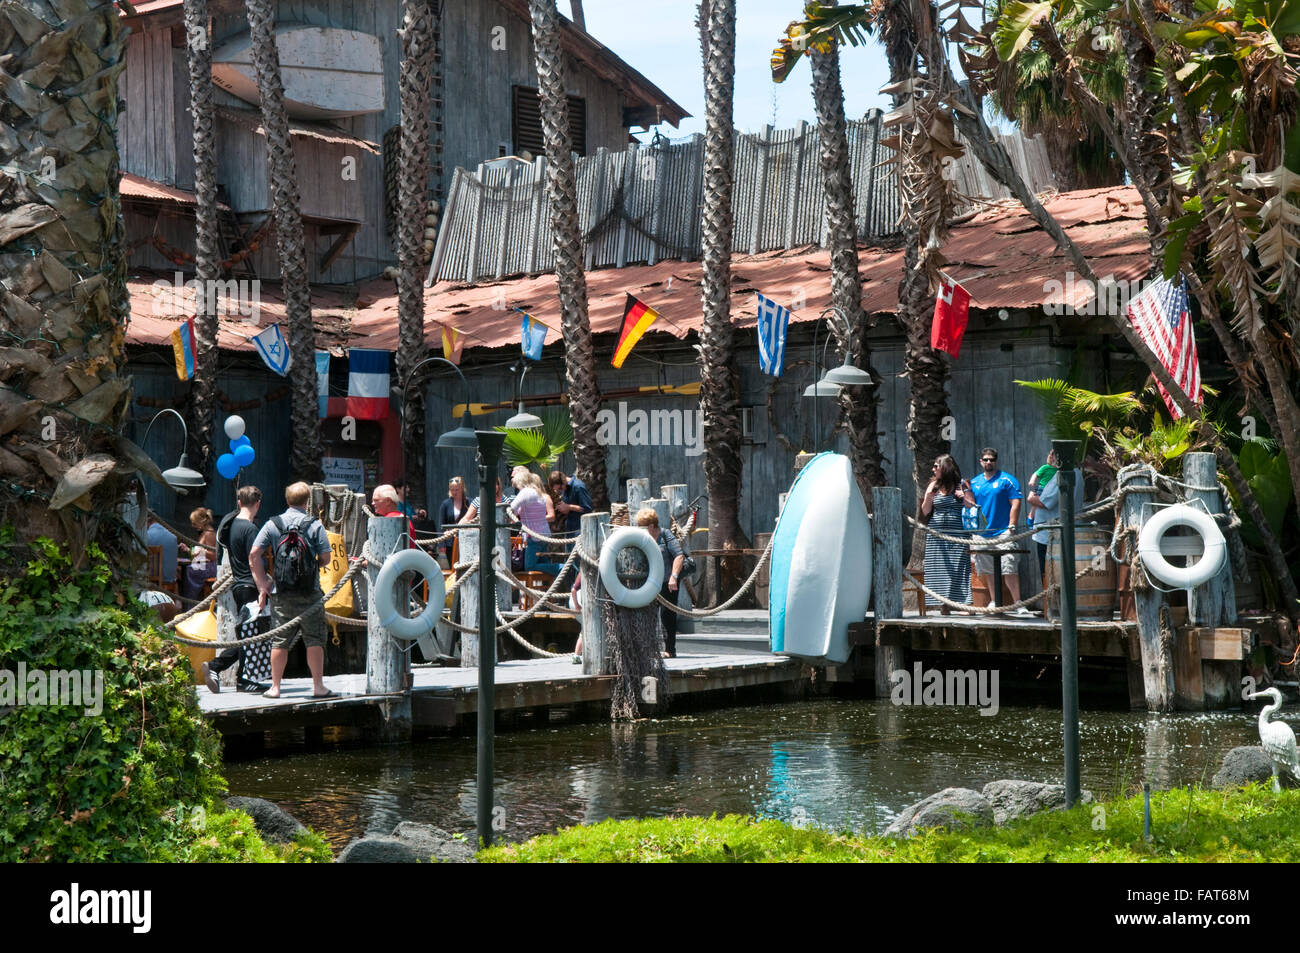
[1026,450,1060,529]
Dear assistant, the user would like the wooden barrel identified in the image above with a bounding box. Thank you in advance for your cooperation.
[1046,525,1117,621]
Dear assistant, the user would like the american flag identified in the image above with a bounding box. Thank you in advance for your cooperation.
[1125,274,1200,418]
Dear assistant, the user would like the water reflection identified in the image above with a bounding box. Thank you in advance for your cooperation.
[222,699,1258,850]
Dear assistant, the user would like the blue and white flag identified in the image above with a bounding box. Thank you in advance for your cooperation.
[755,292,791,376]
[252,323,292,376]
[520,311,547,362]
[316,351,331,417]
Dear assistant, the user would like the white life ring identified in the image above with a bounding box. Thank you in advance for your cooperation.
[1137,504,1227,589]
[598,527,664,608]
[373,547,446,640]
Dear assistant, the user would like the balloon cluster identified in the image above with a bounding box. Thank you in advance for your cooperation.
[216,415,256,480]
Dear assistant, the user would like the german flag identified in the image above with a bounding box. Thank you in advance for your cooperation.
[612,294,659,368]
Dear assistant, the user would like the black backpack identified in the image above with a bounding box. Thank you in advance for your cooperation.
[270,515,318,592]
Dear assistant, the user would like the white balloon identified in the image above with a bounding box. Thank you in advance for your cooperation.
[224,415,246,440]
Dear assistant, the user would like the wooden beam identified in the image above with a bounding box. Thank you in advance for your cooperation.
[1123,469,1173,710]
[872,488,904,694]
[319,223,359,272]
[1172,626,1205,710]
[366,515,410,740]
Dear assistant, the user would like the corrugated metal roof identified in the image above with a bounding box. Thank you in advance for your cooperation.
[215,107,381,154]
[121,172,198,205]
[125,185,1148,356]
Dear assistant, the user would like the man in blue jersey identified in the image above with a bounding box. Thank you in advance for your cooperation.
[968,447,1027,614]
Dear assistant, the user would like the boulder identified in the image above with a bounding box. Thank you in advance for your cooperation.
[981,780,1093,825]
[225,796,307,845]
[1212,746,1297,789]
[883,787,994,837]
[391,821,476,863]
[337,837,419,864]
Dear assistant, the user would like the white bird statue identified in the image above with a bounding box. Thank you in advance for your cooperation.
[1246,688,1300,792]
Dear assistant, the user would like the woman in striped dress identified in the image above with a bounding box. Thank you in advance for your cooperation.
[921,454,973,614]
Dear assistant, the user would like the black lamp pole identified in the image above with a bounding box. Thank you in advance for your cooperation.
[1053,438,1082,807]
[475,429,505,847]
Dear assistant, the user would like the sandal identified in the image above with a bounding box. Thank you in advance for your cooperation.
[262,689,280,699]
[311,689,337,699]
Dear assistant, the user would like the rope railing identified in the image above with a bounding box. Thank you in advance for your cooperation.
[902,562,1095,614]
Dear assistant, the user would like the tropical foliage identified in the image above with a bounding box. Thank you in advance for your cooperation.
[496,408,574,470]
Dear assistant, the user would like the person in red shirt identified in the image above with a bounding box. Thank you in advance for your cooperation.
[372,484,417,545]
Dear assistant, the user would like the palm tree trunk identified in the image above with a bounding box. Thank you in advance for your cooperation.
[529,0,608,511]
[245,0,323,482]
[396,0,437,509]
[0,0,135,563]
[809,20,887,498]
[697,0,747,549]
[183,0,219,482]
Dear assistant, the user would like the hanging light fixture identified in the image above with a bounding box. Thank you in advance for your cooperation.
[142,409,206,492]
[504,360,543,431]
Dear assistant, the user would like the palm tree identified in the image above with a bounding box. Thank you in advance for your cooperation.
[529,0,608,511]
[808,7,887,496]
[183,0,220,482]
[395,0,438,510]
[244,0,323,482]
[0,0,139,562]
[697,0,748,549]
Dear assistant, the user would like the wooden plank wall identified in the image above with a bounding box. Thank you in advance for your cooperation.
[420,328,1073,547]
[120,28,177,186]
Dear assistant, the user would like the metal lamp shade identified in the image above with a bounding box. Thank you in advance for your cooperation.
[821,362,873,387]
[436,409,479,450]
[505,407,543,431]
[802,380,841,398]
[161,453,206,491]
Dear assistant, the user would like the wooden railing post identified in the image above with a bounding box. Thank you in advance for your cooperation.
[1123,470,1173,711]
[581,512,612,675]
[365,515,411,740]
[872,487,904,696]
[626,478,649,514]
[459,526,480,667]
[494,504,512,615]
[1184,452,1237,709]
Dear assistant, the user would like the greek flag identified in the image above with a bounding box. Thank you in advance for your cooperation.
[252,323,291,376]
[755,292,790,376]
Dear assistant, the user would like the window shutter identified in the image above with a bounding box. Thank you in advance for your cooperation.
[512,86,587,157]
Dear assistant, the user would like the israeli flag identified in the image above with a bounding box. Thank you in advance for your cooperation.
[252,323,292,377]
[755,292,790,376]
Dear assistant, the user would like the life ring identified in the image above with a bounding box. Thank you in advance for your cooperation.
[599,527,664,608]
[1137,504,1227,589]
[373,548,446,640]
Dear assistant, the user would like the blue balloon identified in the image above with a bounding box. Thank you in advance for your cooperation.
[230,435,251,451]
[233,444,255,467]
[216,453,240,480]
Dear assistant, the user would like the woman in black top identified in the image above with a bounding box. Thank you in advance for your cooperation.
[436,477,468,563]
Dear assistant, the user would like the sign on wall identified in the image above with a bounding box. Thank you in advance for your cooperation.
[322,456,365,492]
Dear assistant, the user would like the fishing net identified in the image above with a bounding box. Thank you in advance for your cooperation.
[599,543,669,720]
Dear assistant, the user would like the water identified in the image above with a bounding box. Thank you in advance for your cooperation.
[221,699,1260,850]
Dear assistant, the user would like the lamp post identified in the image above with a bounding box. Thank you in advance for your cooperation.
[1053,438,1082,808]
[141,408,206,493]
[431,361,525,848]
[402,355,477,545]
[803,307,873,451]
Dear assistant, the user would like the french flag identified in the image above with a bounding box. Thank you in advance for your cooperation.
[346,349,390,420]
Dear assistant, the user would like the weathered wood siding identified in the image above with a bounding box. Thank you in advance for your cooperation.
[421,327,1073,545]
[129,362,295,522]
[120,26,177,185]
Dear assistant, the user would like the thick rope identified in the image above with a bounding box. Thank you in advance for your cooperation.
[494,562,580,615]
[517,523,580,547]
[906,493,1119,547]
[901,561,1094,613]
[441,545,582,642]
[649,534,775,618]
[166,574,236,627]
[146,510,208,549]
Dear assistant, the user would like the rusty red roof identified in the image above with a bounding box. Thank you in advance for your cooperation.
[121,172,199,205]
[125,185,1149,356]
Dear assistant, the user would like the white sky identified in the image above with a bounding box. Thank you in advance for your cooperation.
[578,0,895,138]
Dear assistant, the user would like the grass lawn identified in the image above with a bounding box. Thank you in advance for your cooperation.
[478,785,1300,862]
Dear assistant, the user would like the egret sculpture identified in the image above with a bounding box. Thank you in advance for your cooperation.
[1245,688,1300,792]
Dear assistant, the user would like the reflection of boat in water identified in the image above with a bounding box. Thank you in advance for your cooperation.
[769,453,872,664]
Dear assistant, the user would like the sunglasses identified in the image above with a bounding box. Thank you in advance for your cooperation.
[981,457,996,462]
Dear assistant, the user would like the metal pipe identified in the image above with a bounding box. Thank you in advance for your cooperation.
[1054,439,1082,808]
[475,430,505,848]
[402,355,473,546]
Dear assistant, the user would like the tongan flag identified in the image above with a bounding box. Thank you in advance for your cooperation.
[170,318,196,381]
[252,323,292,376]
[755,292,791,376]
[520,313,547,361]
[613,294,659,368]
[931,274,971,358]
[316,351,331,418]
[346,349,390,420]
[442,325,464,366]
[1125,274,1200,418]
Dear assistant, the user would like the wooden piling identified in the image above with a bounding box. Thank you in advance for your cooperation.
[365,515,411,740]
[581,511,612,675]
[494,503,512,615]
[1122,470,1173,711]
[872,487,904,696]
[460,526,480,667]
[627,478,650,514]
[1183,452,1237,708]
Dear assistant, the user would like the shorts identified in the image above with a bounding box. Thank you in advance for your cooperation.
[270,589,327,650]
[972,530,1020,576]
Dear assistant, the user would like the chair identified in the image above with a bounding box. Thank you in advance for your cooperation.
[904,568,927,617]
[146,545,178,595]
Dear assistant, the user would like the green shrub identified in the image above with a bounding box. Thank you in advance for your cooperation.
[0,533,329,863]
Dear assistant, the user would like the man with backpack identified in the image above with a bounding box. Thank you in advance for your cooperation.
[249,482,334,699]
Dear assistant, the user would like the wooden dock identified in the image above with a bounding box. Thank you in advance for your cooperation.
[199,652,803,735]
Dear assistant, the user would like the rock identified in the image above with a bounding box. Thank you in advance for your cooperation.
[1212,746,1298,789]
[981,780,1094,825]
[883,787,994,837]
[225,796,307,844]
[391,821,476,863]
[337,838,419,864]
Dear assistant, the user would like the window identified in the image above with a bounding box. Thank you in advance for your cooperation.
[512,86,586,158]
